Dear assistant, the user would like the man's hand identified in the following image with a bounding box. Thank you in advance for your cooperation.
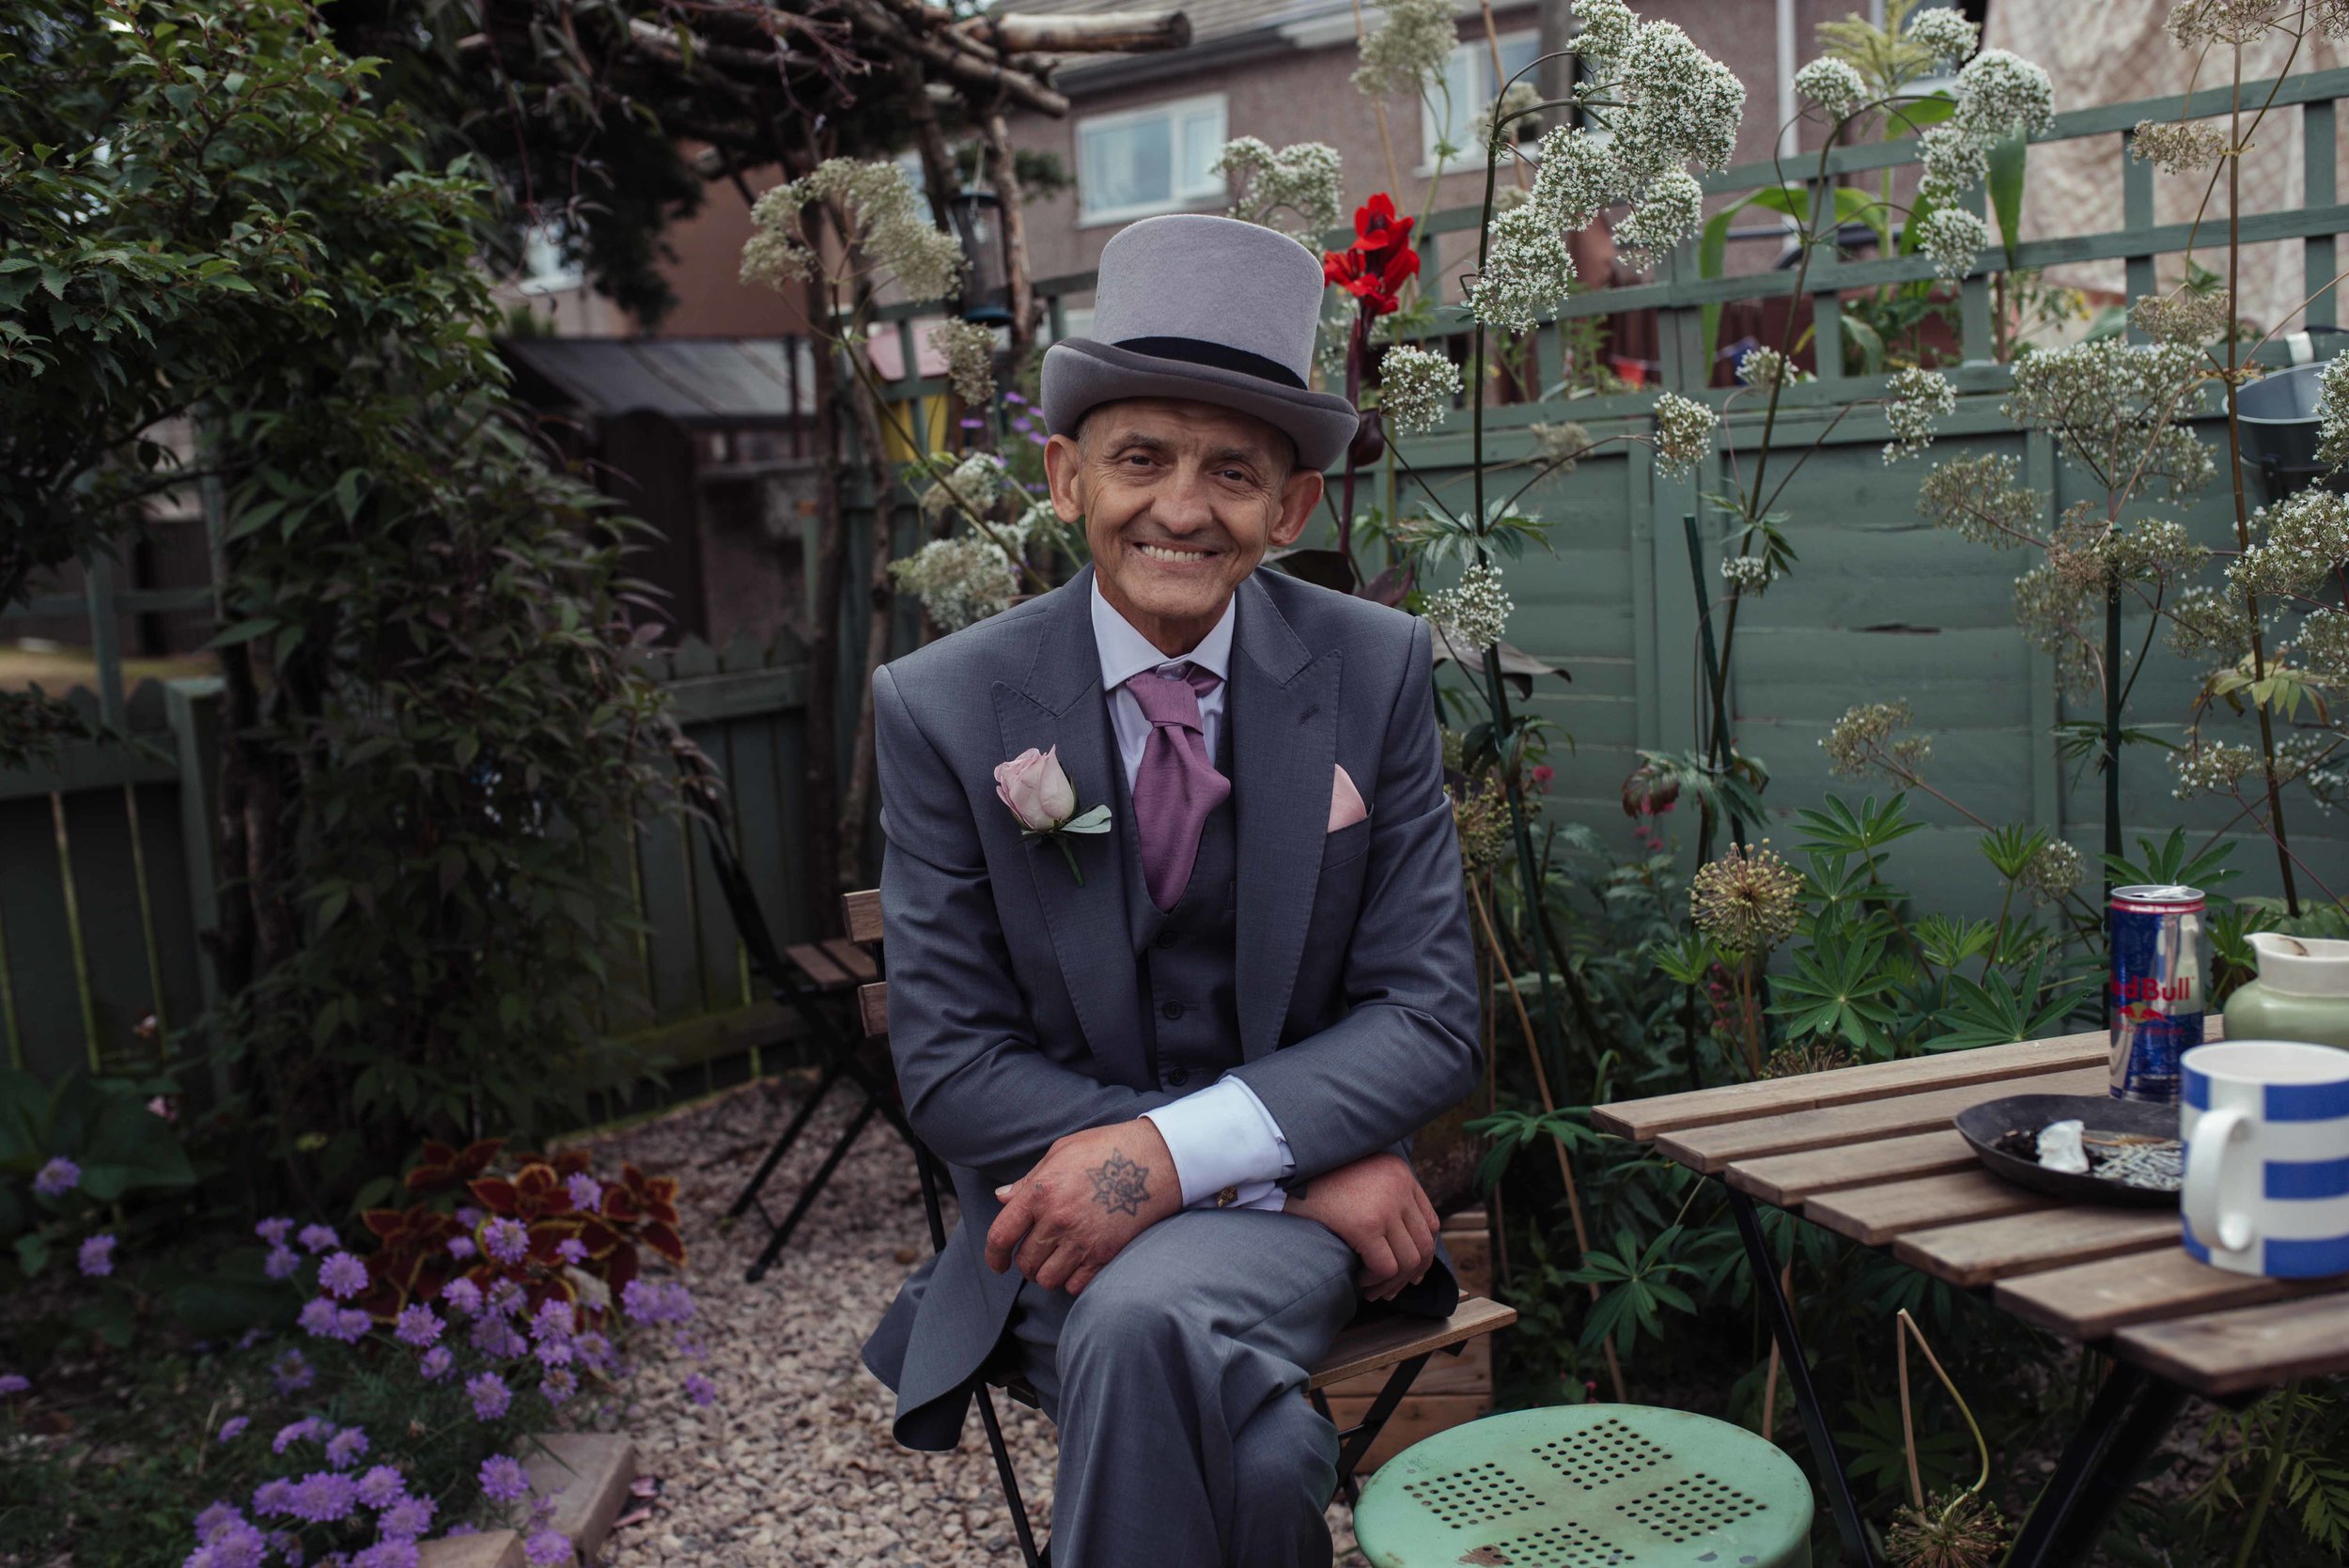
[1285,1153,1439,1301]
[986,1120,1182,1296]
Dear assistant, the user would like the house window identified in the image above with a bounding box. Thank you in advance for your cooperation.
[518,223,584,296]
[1422,31,1542,172]
[1077,94,1227,225]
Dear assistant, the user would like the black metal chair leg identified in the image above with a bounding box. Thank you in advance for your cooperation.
[974,1384,1049,1568]
[725,1041,856,1220]
[1332,1352,1432,1498]
[2004,1361,2190,1568]
[1727,1185,1884,1568]
[742,1097,880,1284]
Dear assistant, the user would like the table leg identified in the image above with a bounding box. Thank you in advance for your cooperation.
[2003,1360,2189,1568]
[1727,1186,1884,1568]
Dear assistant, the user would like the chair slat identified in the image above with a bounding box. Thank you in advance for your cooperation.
[843,889,883,944]
[859,981,889,1040]
[784,942,852,989]
[820,938,879,983]
[1307,1296,1517,1391]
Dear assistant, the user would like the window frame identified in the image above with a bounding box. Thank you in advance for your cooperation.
[1075,92,1230,227]
[1419,29,1542,176]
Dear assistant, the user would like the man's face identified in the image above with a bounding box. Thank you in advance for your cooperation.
[1044,397,1324,654]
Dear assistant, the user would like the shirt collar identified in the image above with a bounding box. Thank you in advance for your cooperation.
[1090,574,1237,693]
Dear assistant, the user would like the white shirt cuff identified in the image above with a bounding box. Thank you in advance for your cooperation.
[1141,1075,1295,1208]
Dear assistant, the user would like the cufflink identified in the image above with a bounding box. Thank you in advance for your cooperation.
[1215,1186,1238,1208]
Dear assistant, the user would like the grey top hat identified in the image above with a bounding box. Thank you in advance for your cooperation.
[1040,214,1358,473]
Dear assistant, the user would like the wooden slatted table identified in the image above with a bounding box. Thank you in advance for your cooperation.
[1593,1023,2349,1568]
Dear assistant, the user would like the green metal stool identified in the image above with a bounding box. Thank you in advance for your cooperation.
[1352,1405,1814,1568]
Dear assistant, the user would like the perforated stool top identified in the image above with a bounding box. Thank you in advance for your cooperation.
[1351,1405,1813,1568]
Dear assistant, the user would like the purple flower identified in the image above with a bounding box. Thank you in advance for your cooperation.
[296,1223,338,1254]
[565,1172,601,1211]
[33,1157,79,1198]
[530,1298,575,1343]
[481,1219,528,1265]
[535,1337,573,1369]
[672,1329,703,1359]
[264,1528,303,1566]
[540,1368,577,1405]
[255,1217,293,1247]
[572,1332,613,1373]
[251,1479,294,1515]
[323,1427,369,1467]
[187,1507,268,1568]
[393,1304,443,1348]
[478,1453,530,1502]
[683,1373,717,1408]
[620,1279,693,1326]
[444,1236,477,1261]
[1003,389,1028,406]
[418,1345,455,1382]
[353,1542,420,1568]
[194,1500,243,1539]
[271,1349,314,1394]
[554,1239,586,1265]
[78,1234,117,1277]
[0,1374,27,1396]
[334,1309,373,1342]
[282,1471,359,1524]
[523,1528,569,1567]
[439,1278,482,1317]
[217,1416,249,1442]
[318,1252,368,1300]
[298,1297,341,1338]
[466,1371,511,1421]
[378,1494,435,1541]
[487,1278,526,1317]
[272,1418,324,1454]
[470,1315,525,1358]
[350,1465,401,1512]
[263,1247,300,1281]
[456,1205,482,1226]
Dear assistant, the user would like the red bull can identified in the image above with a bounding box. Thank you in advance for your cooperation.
[2109,883,2207,1102]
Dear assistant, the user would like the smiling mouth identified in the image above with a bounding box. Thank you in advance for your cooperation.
[1132,541,1219,564]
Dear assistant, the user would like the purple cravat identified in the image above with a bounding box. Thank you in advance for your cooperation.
[1127,663,1230,911]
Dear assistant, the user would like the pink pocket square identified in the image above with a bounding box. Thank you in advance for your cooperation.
[1328,764,1368,832]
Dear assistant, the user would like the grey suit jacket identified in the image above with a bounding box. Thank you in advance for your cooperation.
[859,563,1482,1451]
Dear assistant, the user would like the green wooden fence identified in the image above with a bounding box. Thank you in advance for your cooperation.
[0,631,820,1108]
[863,64,2349,915]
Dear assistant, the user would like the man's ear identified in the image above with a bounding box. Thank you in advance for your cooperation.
[1268,464,1324,550]
[1043,432,1087,524]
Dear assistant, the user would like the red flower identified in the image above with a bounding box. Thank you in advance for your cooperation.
[1322,194,1420,318]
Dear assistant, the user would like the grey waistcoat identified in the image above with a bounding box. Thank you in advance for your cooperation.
[1124,725,1241,1097]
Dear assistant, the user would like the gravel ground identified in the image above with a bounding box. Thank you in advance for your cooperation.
[581,1076,1368,1567]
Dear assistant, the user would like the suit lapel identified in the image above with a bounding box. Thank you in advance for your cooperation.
[990,567,1154,1092]
[1230,572,1341,1062]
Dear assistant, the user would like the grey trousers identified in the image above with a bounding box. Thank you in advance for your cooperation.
[1006,1209,1361,1568]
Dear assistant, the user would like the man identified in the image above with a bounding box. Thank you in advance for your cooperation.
[860,213,1481,1568]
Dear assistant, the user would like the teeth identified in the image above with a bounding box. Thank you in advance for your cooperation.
[1139,544,1209,562]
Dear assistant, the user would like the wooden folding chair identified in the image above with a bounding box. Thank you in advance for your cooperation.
[844,889,1517,1567]
[677,755,915,1284]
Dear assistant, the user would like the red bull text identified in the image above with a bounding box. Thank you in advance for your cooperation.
[2108,884,2207,1103]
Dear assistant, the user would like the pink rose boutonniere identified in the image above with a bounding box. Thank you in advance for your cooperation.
[995,746,1112,885]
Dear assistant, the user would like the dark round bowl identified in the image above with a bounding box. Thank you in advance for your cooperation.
[1954,1094,2182,1209]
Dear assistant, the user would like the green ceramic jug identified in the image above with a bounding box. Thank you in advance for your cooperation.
[2222,933,2349,1051]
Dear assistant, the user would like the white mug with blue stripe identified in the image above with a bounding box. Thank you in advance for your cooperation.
[2182,1040,2349,1278]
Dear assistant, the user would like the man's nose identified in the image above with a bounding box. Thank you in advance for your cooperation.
[1152,463,1217,532]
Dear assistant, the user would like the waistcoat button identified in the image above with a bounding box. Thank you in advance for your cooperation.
[1161,1001,1184,1020]
[1166,1068,1190,1086]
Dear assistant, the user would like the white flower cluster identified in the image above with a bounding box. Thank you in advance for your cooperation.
[2172,740,2261,800]
[1918,452,2040,550]
[2129,287,2233,347]
[1355,0,1457,98]
[1378,346,1464,435]
[1215,138,1344,242]
[2229,489,2349,600]
[1469,202,1579,332]
[1917,207,1989,282]
[1736,346,1799,394]
[1720,554,1774,595]
[927,319,999,406]
[2022,839,2083,904]
[2132,118,2228,176]
[1467,0,1745,327]
[1476,82,1548,149]
[1906,7,1981,63]
[743,159,966,304]
[2001,339,2212,493]
[917,451,1013,526]
[2166,0,2349,44]
[1795,57,1867,121]
[1913,45,2054,277]
[891,534,1019,631]
[1882,366,1958,462]
[1652,392,1718,475]
[2166,584,2254,660]
[1823,698,1932,783]
[1425,561,1514,654]
[1530,420,1596,472]
[2316,356,2349,470]
[2301,606,2349,679]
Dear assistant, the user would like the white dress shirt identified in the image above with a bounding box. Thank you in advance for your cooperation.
[1091,580,1297,1213]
